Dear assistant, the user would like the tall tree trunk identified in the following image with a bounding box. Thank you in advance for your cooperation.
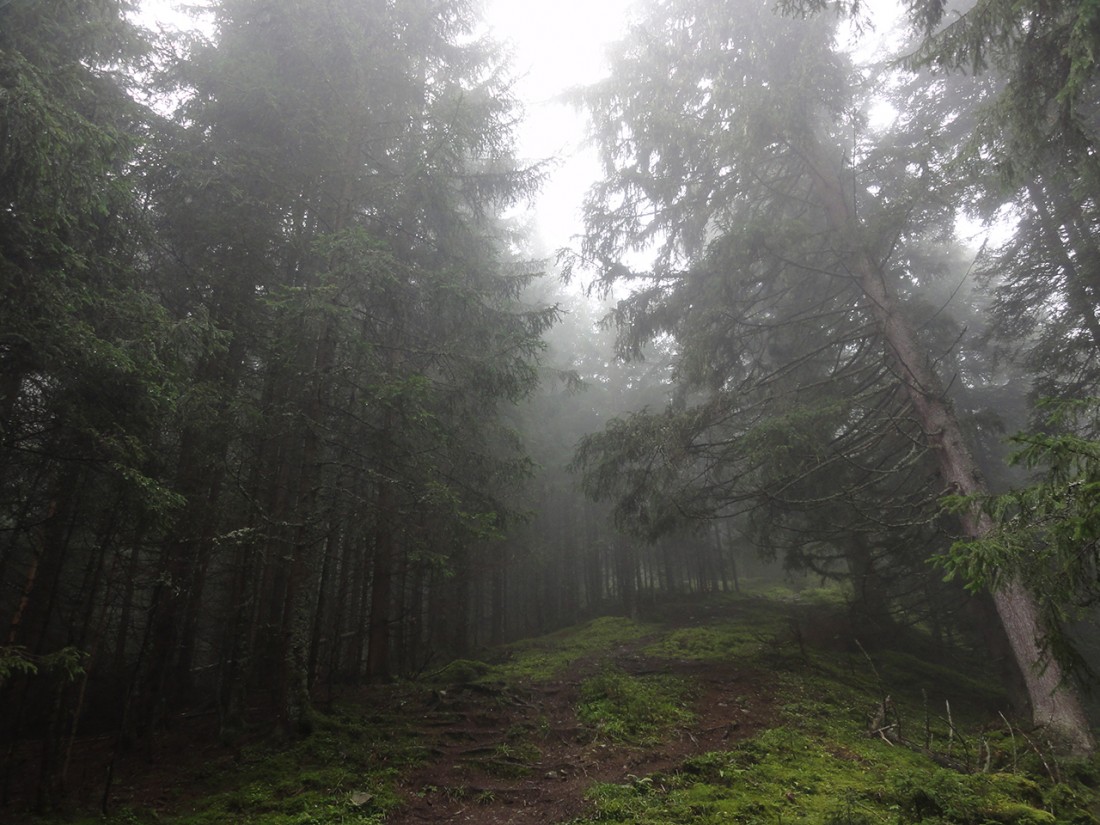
[801,139,1095,755]
[1025,179,1100,350]
[661,540,677,595]
[308,527,338,690]
[405,557,426,673]
[713,522,739,593]
[276,311,337,735]
[366,476,395,682]
[111,538,143,693]
[616,536,638,621]
[489,543,506,647]
[449,553,472,657]
[584,507,604,609]
[352,540,372,683]
[216,534,256,737]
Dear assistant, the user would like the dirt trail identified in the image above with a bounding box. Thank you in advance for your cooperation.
[388,637,779,824]
[15,603,783,822]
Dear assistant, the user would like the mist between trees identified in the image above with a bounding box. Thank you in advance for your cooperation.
[3,0,1100,812]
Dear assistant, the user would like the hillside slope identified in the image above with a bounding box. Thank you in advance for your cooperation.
[30,588,1100,824]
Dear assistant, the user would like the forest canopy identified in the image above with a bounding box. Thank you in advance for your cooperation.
[2,0,1100,811]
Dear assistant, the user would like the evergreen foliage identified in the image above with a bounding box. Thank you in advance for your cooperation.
[567,0,967,635]
[943,400,1100,675]
[0,0,560,807]
[568,0,1094,751]
[1,0,1099,810]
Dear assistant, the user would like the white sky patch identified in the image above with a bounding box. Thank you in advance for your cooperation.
[132,0,210,33]
[956,205,1018,251]
[485,0,635,261]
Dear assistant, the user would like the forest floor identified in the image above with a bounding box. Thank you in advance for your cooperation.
[22,586,1100,824]
[383,602,780,824]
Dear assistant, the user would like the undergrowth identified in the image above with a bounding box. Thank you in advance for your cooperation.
[51,702,421,825]
[566,587,1100,825]
[575,726,1094,824]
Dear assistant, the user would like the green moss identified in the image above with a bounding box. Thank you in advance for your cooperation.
[580,728,876,823]
[887,768,1069,824]
[30,592,1100,825]
[641,595,807,665]
[642,620,772,662]
[749,581,849,605]
[987,802,1057,824]
[495,615,655,682]
[1045,782,1100,825]
[574,684,1098,825]
[577,667,695,744]
[72,703,416,824]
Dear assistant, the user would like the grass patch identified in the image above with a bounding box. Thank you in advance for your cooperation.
[569,591,1099,825]
[749,581,850,606]
[643,619,775,662]
[641,593,808,664]
[579,727,872,824]
[495,615,655,683]
[575,724,1097,825]
[577,667,695,745]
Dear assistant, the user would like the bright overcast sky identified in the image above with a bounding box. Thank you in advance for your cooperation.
[486,0,635,256]
[134,0,637,259]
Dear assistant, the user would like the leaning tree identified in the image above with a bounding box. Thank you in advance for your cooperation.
[569,0,1093,753]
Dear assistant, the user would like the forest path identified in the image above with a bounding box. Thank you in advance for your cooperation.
[387,604,781,824]
[25,595,1075,825]
[40,597,795,822]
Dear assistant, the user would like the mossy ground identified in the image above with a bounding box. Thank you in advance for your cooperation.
[567,588,1100,825]
[493,614,657,682]
[577,666,696,744]
[29,584,1100,825]
[54,703,422,825]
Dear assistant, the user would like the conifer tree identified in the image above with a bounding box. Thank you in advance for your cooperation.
[0,0,190,806]
[145,0,555,732]
[571,0,1093,753]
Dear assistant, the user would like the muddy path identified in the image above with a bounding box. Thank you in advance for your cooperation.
[387,632,780,824]
[19,599,789,822]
